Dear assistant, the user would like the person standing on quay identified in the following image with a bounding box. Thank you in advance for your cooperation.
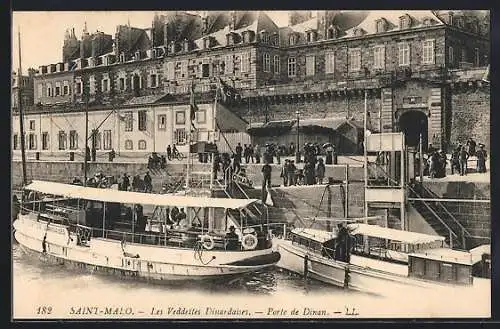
[280,159,289,187]
[459,146,469,176]
[144,171,153,193]
[316,158,326,184]
[476,144,487,173]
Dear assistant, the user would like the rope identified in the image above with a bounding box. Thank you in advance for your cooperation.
[193,241,216,265]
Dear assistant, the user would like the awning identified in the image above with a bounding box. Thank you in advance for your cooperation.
[247,120,296,135]
[348,223,445,244]
[291,228,336,243]
[123,94,170,106]
[25,180,259,209]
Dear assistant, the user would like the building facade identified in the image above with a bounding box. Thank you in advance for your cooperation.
[12,10,491,157]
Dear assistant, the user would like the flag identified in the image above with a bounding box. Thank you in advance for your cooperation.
[218,78,240,104]
[265,186,274,207]
[189,81,198,130]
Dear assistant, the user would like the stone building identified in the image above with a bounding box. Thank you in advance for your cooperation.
[12,10,490,157]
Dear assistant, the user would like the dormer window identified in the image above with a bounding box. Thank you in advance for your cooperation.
[289,34,297,46]
[242,30,255,43]
[399,14,411,29]
[327,26,338,39]
[170,41,176,54]
[88,57,95,67]
[353,28,365,37]
[135,51,141,60]
[455,16,464,28]
[101,56,108,66]
[260,30,269,43]
[120,53,126,63]
[226,33,235,46]
[376,19,387,33]
[306,30,317,42]
[151,48,157,58]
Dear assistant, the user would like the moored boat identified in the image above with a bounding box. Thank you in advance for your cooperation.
[276,224,490,296]
[14,180,280,282]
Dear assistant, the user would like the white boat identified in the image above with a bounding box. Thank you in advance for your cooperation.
[276,224,490,296]
[13,180,280,282]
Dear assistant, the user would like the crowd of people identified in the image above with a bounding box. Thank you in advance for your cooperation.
[422,138,488,178]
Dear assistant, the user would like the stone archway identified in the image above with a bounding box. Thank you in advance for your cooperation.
[397,109,429,152]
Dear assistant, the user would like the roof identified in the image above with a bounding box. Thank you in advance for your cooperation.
[291,228,336,243]
[248,117,349,132]
[347,223,446,244]
[343,10,443,38]
[409,248,473,266]
[123,94,169,106]
[25,180,259,209]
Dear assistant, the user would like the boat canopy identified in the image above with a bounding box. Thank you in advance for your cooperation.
[348,223,446,244]
[291,228,336,243]
[25,180,260,210]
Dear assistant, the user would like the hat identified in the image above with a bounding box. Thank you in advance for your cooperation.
[229,225,235,231]
[479,143,485,148]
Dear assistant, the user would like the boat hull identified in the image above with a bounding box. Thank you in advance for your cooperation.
[13,215,280,282]
[276,239,457,296]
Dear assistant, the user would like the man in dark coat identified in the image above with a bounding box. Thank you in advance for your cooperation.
[225,226,239,250]
[466,138,477,157]
[451,146,460,175]
[143,172,152,192]
[120,173,130,191]
[459,146,469,176]
[167,145,172,161]
[235,143,243,164]
[476,144,487,173]
[261,161,272,188]
[280,159,289,187]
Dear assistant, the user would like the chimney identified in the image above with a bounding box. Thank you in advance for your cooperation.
[163,22,169,46]
[230,11,237,30]
[202,16,209,35]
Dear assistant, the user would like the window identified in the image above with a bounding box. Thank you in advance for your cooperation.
[166,62,175,80]
[58,131,66,150]
[28,133,37,150]
[174,128,187,144]
[121,112,133,132]
[240,52,250,73]
[158,114,167,130]
[103,130,112,150]
[176,111,186,125]
[263,53,271,72]
[75,80,83,95]
[306,55,315,76]
[37,84,43,98]
[325,52,335,74]
[47,83,52,97]
[89,75,96,94]
[42,132,49,150]
[376,19,386,33]
[63,80,69,95]
[289,34,296,46]
[124,139,133,150]
[55,82,61,96]
[102,74,110,92]
[399,15,410,29]
[201,64,210,78]
[461,48,467,62]
[197,109,206,124]
[422,40,435,65]
[69,130,78,150]
[474,48,480,66]
[13,134,18,150]
[287,57,296,77]
[138,110,147,131]
[131,73,142,91]
[138,140,147,150]
[273,55,280,74]
[349,48,361,71]
[307,31,316,42]
[150,73,158,88]
[91,130,101,150]
[181,61,188,78]
[29,120,35,130]
[448,46,454,65]
[373,46,385,69]
[225,55,234,74]
[119,77,126,91]
[398,42,410,66]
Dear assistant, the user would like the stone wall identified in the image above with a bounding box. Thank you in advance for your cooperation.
[450,87,490,151]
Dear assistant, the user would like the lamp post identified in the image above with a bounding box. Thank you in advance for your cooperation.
[295,110,301,163]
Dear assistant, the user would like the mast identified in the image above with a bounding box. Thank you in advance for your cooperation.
[209,78,219,192]
[363,89,369,251]
[84,100,89,186]
[17,29,27,186]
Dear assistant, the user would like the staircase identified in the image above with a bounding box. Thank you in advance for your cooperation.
[408,183,471,249]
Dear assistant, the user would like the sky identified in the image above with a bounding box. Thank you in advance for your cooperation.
[11,11,291,74]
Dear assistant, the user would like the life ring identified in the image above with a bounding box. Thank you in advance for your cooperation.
[242,234,258,250]
[201,235,215,250]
